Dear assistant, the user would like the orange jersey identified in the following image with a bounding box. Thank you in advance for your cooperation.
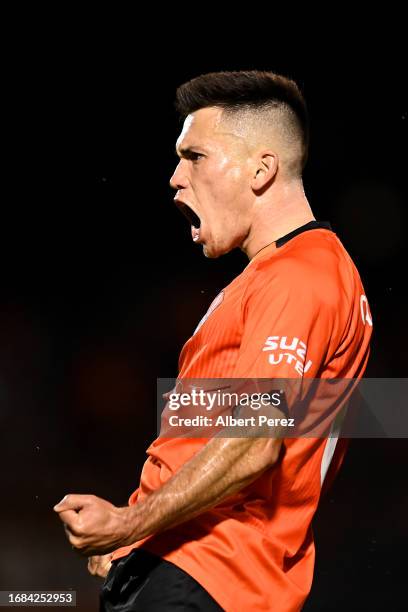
[112,221,372,611]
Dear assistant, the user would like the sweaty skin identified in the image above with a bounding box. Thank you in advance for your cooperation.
[54,433,283,560]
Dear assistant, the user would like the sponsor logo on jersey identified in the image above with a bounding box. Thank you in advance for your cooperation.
[262,335,313,376]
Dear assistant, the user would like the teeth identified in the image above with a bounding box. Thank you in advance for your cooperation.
[192,226,200,242]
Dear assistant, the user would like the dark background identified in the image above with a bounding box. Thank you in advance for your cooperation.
[0,19,407,611]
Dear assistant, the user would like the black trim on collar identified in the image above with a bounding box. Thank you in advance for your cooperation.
[276,221,332,248]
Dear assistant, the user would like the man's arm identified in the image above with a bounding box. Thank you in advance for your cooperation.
[53,433,282,556]
[127,433,282,538]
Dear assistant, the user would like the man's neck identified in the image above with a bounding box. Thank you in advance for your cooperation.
[242,183,315,260]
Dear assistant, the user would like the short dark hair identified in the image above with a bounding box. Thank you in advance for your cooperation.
[175,70,309,170]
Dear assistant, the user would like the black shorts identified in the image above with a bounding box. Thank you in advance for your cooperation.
[100,548,223,611]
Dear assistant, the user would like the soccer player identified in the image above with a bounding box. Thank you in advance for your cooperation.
[54,71,373,611]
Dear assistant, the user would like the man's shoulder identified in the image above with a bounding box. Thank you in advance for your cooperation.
[254,229,345,283]
[245,228,357,312]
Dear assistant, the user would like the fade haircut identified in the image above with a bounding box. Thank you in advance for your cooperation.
[175,70,309,177]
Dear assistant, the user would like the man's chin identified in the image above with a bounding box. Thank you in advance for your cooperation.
[203,245,218,259]
[202,242,230,259]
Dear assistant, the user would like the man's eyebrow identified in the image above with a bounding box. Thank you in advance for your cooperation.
[175,145,203,158]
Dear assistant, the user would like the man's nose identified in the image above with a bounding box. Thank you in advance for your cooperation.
[169,160,188,190]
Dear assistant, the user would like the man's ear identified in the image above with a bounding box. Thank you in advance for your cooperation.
[251,152,278,191]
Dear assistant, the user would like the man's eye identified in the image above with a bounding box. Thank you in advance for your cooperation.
[190,152,203,161]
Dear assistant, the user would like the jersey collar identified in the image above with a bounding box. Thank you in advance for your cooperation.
[276,220,332,248]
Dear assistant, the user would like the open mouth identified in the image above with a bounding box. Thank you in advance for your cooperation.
[177,202,201,229]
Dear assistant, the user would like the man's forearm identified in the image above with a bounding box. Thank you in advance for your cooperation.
[123,435,282,545]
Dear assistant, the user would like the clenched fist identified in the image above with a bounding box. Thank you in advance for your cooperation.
[53,494,132,556]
